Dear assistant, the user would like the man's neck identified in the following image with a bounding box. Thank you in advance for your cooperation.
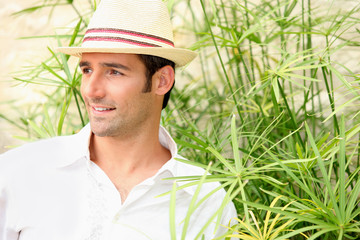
[89,125,171,202]
[91,129,168,168]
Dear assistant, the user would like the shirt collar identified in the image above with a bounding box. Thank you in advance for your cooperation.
[155,127,198,195]
[54,124,92,168]
[55,124,196,195]
[55,124,179,171]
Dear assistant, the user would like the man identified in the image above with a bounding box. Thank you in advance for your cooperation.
[0,0,237,239]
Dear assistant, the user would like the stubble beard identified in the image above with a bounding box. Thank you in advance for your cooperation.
[90,115,126,137]
[88,95,153,138]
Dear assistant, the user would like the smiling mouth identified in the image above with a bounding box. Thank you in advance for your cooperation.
[93,107,115,111]
[90,106,117,114]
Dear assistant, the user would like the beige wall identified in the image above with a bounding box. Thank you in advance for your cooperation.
[0,0,80,153]
[0,0,42,152]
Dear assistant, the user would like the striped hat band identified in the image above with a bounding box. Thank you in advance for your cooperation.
[83,28,174,48]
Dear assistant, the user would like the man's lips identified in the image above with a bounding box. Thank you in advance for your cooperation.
[93,107,115,111]
[90,105,116,113]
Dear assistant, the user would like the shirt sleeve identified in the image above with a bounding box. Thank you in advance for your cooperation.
[0,154,20,240]
[213,200,238,239]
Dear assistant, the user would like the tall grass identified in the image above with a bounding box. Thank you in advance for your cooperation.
[2,0,360,239]
[168,0,360,239]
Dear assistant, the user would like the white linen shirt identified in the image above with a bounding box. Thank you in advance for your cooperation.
[0,125,236,240]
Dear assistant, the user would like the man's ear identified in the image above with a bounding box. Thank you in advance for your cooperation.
[154,65,175,95]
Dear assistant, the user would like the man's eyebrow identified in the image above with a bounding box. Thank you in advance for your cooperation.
[79,61,90,68]
[101,62,131,71]
[78,61,131,72]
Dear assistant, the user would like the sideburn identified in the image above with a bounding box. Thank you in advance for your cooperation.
[142,73,152,93]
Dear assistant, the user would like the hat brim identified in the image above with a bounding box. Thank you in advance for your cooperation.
[56,46,197,67]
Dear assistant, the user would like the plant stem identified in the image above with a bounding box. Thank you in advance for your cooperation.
[321,66,340,135]
[199,0,242,120]
[277,78,306,151]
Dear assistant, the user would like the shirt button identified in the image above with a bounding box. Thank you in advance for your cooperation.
[113,210,122,222]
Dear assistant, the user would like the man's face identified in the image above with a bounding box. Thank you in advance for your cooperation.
[80,52,156,138]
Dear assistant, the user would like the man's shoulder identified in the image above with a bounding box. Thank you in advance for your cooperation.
[0,133,80,173]
[2,134,72,156]
[172,156,237,222]
[174,156,208,176]
[172,156,227,197]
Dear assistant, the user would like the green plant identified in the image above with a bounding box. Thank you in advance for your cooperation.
[164,0,360,238]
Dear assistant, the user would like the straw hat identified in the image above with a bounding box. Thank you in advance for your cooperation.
[57,0,197,67]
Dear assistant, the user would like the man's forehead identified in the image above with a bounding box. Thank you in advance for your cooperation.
[80,52,139,60]
[79,52,143,70]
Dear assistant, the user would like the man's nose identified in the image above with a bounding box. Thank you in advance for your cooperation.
[82,72,106,99]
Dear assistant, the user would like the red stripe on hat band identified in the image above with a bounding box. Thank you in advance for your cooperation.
[83,36,162,47]
[86,28,174,47]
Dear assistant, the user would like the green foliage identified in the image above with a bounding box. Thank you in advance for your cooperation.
[2,0,360,239]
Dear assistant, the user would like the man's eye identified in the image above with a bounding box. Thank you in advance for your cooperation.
[110,69,123,76]
[81,68,92,74]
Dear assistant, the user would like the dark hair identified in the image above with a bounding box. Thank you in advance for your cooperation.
[138,54,175,109]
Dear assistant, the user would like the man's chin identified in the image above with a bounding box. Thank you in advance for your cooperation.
[89,122,113,137]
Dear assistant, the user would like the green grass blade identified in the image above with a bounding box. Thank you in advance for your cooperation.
[27,119,47,139]
[57,90,72,136]
[43,104,56,137]
[206,146,237,173]
[304,122,341,223]
[41,62,69,85]
[266,149,333,217]
[339,115,346,224]
[181,163,212,240]
[170,181,178,240]
[346,175,360,222]
[231,114,242,172]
